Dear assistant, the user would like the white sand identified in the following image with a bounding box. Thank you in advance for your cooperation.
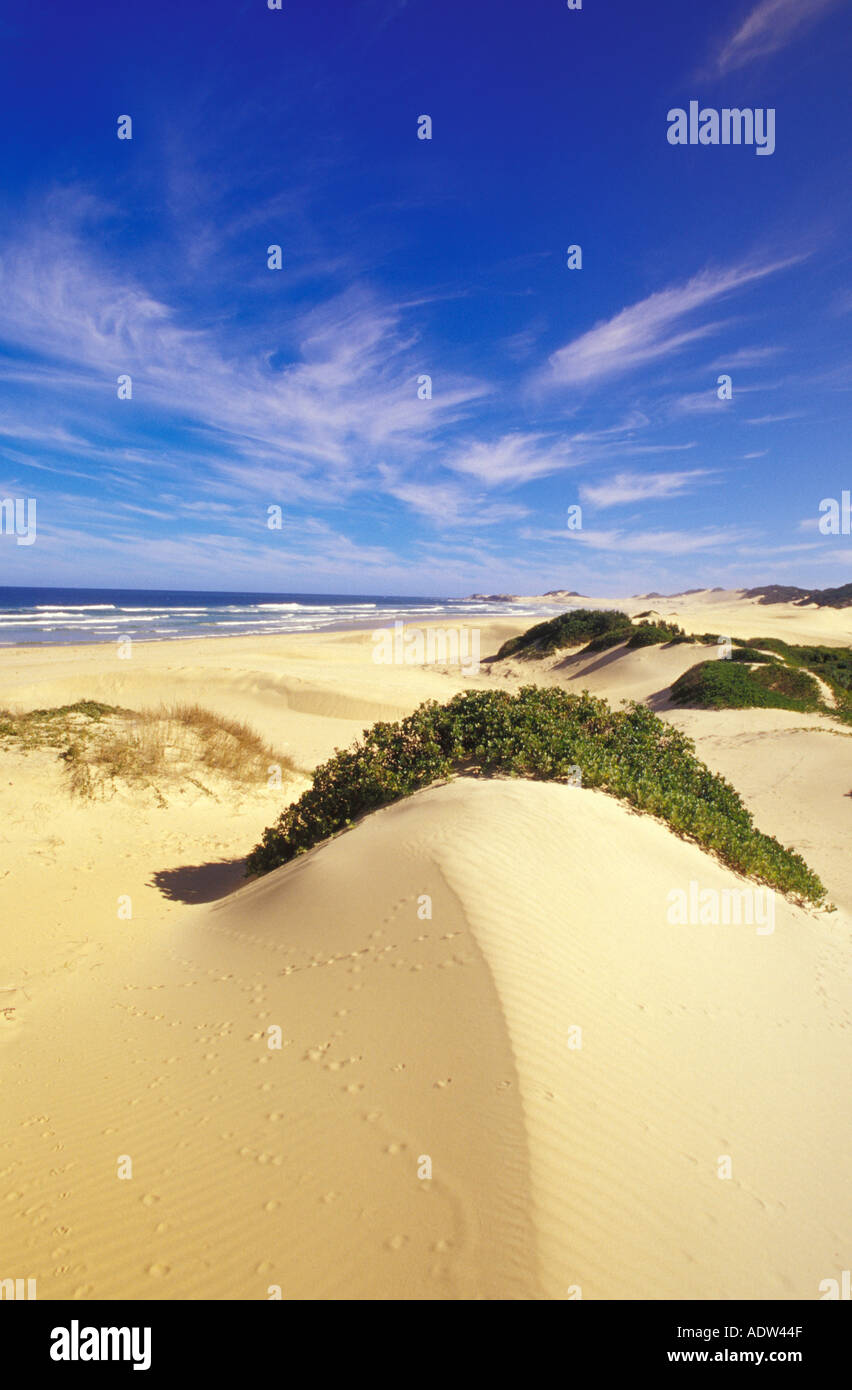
[1,596,850,1299]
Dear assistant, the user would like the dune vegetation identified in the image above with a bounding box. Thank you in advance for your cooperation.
[0,699,289,797]
[741,638,852,723]
[669,659,824,713]
[247,686,826,903]
[494,607,702,660]
[671,638,852,723]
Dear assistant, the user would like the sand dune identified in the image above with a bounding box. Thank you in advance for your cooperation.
[2,777,850,1299]
[516,587,852,648]
[1,594,851,1300]
[490,638,708,708]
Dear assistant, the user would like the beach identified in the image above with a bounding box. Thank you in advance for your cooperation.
[1,589,851,1300]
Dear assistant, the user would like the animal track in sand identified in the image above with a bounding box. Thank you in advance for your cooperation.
[237,1143,285,1167]
[324,1055,362,1072]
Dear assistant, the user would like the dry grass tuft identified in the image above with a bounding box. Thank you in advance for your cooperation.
[0,699,293,799]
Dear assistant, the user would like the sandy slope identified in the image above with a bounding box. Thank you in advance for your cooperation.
[1,597,851,1300]
[490,639,710,707]
[515,587,852,648]
[2,778,850,1300]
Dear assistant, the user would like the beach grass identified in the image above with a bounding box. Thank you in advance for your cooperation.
[0,699,291,796]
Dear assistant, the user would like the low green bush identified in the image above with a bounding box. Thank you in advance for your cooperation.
[743,638,852,722]
[669,659,823,713]
[247,686,825,903]
[626,621,687,648]
[496,609,630,659]
[729,646,776,663]
[496,610,691,659]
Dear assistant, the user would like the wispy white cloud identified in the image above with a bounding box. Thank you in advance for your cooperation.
[713,0,844,76]
[521,523,754,556]
[535,258,799,392]
[669,391,734,417]
[377,466,529,526]
[0,202,490,507]
[744,412,803,424]
[580,469,712,509]
[444,432,575,486]
[709,346,783,369]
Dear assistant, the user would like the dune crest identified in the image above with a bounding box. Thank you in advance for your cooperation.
[5,774,849,1299]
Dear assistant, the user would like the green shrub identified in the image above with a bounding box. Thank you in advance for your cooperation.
[626,620,687,648]
[581,626,634,653]
[729,646,776,663]
[496,609,631,659]
[742,638,852,722]
[496,610,691,660]
[670,659,823,713]
[247,686,825,903]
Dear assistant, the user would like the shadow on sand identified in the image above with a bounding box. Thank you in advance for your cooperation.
[552,642,630,680]
[646,687,678,713]
[151,858,247,904]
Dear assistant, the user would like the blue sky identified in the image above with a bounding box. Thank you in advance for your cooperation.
[0,0,850,597]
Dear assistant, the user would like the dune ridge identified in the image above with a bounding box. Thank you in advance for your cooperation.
[1,592,850,1299]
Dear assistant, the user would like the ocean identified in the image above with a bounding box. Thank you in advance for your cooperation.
[0,586,554,647]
